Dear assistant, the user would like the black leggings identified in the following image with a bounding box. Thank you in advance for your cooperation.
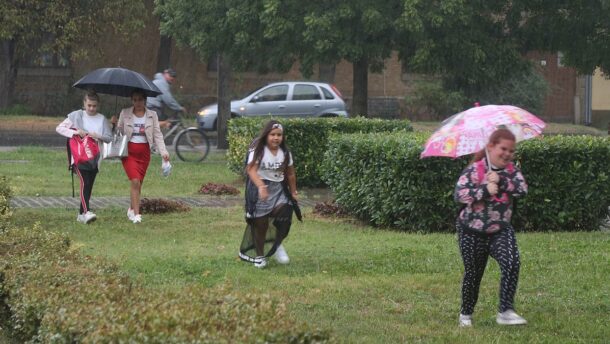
[75,167,98,214]
[458,226,520,315]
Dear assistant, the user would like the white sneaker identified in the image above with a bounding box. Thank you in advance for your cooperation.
[459,314,472,327]
[496,310,527,325]
[274,244,290,264]
[254,256,267,269]
[77,211,96,224]
[132,214,142,224]
[127,208,135,221]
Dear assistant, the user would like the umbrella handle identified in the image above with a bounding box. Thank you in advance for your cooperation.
[485,147,491,173]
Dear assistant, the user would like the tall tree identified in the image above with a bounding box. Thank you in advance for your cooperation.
[396,0,529,98]
[396,0,610,100]
[155,0,298,148]
[298,0,400,116]
[516,0,610,75]
[0,0,146,109]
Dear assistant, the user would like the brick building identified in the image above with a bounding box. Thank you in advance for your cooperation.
[13,11,587,125]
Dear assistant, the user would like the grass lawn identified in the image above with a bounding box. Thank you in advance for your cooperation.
[9,207,610,343]
[0,147,239,196]
[2,146,609,342]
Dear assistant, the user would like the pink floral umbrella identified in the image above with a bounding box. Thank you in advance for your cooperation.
[420,105,545,159]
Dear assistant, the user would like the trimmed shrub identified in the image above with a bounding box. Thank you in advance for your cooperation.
[228,117,413,186]
[0,225,331,342]
[322,133,610,232]
[0,176,12,231]
[514,135,610,231]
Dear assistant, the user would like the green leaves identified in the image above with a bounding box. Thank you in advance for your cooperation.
[323,133,610,232]
[2,0,146,59]
[0,224,331,342]
[227,117,413,186]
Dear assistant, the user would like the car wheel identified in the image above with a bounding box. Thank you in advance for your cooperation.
[320,114,338,118]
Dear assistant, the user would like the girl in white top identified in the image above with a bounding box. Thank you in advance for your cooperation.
[56,91,112,224]
[239,120,299,268]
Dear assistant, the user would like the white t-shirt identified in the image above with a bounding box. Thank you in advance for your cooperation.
[82,113,105,136]
[130,115,148,143]
[248,146,293,182]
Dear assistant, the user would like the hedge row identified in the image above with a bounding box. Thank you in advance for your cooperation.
[0,176,11,232]
[0,182,329,342]
[322,133,610,232]
[227,117,413,186]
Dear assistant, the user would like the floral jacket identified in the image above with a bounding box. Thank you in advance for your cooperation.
[454,159,528,234]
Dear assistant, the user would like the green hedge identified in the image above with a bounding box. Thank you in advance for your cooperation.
[227,117,413,186]
[0,176,12,232]
[0,226,330,342]
[322,133,610,232]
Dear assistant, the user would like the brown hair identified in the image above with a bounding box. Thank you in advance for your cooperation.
[471,128,516,163]
[248,120,290,171]
[131,89,146,99]
[83,90,99,103]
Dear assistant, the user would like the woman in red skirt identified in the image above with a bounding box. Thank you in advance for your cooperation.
[116,90,170,223]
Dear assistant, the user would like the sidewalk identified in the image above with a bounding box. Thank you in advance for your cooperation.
[11,196,321,209]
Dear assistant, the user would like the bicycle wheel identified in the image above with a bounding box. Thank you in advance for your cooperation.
[175,128,210,162]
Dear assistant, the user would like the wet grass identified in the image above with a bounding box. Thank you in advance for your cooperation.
[9,206,610,343]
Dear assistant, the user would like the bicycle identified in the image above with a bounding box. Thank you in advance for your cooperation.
[161,115,210,162]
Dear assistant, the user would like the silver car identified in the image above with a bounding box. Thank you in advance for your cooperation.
[197,81,348,130]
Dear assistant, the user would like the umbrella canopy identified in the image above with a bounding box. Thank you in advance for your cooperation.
[421,105,545,158]
[73,67,161,97]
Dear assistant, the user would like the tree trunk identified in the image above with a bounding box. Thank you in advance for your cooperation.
[352,58,368,117]
[0,39,17,110]
[318,63,336,84]
[217,53,231,149]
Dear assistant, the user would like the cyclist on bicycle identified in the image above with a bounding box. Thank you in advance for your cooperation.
[147,68,187,129]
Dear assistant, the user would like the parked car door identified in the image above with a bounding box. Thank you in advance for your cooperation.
[245,84,291,117]
[288,83,325,117]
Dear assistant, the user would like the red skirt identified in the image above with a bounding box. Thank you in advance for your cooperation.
[122,142,150,181]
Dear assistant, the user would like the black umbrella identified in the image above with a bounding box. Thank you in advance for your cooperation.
[73,67,161,97]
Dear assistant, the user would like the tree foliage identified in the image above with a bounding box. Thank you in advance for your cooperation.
[155,0,297,73]
[517,0,610,75]
[396,0,530,97]
[0,0,146,60]
[397,0,610,99]
[298,0,399,76]
[0,0,146,109]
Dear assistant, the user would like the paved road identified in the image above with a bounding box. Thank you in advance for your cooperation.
[0,129,66,146]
